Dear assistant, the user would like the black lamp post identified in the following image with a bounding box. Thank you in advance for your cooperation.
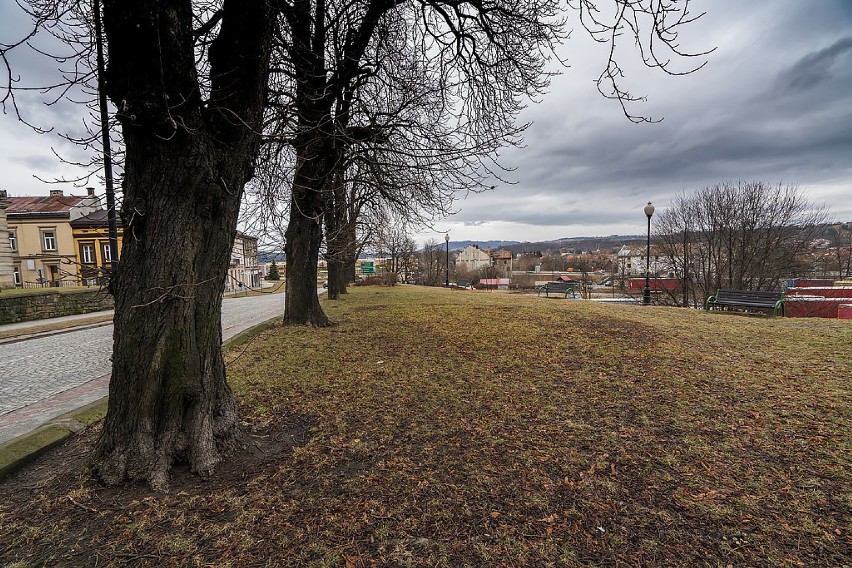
[94,0,120,277]
[444,233,450,287]
[643,201,655,305]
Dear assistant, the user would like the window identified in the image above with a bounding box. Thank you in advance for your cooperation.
[13,265,20,286]
[8,231,16,252]
[41,229,57,251]
[81,244,95,264]
[102,243,113,263]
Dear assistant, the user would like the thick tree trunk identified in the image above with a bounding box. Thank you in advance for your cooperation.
[324,167,348,300]
[93,0,272,490]
[94,131,243,491]
[284,139,331,326]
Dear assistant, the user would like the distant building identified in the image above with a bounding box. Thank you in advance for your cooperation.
[491,249,513,277]
[612,244,676,280]
[7,189,102,287]
[0,191,14,289]
[226,231,260,291]
[70,209,123,286]
[456,244,492,272]
[456,244,514,278]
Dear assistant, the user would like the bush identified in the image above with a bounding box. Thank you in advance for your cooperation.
[356,272,398,286]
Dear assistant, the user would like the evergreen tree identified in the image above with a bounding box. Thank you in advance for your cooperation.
[266,260,281,281]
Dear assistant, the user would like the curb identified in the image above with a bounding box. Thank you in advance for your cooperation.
[0,399,108,480]
[0,314,282,482]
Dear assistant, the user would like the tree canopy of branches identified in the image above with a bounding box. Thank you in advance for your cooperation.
[654,181,831,307]
[258,0,568,325]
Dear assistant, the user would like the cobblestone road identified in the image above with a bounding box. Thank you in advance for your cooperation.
[0,292,287,442]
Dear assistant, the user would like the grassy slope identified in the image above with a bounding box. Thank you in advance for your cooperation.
[1,285,849,567]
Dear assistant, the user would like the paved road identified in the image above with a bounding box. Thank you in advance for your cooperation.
[0,292,286,444]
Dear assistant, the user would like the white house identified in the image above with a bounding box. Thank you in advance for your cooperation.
[455,244,492,272]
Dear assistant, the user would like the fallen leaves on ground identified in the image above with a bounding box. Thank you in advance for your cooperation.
[1,286,849,566]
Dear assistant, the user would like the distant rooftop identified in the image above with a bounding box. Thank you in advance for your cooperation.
[7,189,97,217]
[70,209,123,228]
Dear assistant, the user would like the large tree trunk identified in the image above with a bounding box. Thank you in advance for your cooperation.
[95,135,242,491]
[324,165,348,300]
[93,0,272,490]
[284,137,331,326]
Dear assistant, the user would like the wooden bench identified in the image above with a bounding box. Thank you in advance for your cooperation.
[537,281,575,298]
[704,288,785,316]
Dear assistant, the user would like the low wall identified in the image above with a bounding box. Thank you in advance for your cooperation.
[787,286,852,298]
[0,289,114,325]
[785,296,852,319]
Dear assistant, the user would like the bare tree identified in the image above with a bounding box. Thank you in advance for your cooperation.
[5,0,275,490]
[417,238,444,286]
[655,181,831,305]
[828,222,852,279]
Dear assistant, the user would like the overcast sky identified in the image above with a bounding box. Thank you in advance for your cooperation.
[2,1,851,245]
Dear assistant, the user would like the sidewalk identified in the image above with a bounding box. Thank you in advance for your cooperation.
[0,292,291,479]
[0,309,114,334]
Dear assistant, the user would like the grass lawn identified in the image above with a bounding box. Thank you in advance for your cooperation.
[0,286,98,297]
[0,285,849,566]
[226,280,286,298]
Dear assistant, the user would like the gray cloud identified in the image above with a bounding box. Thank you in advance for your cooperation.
[780,37,852,91]
[1,1,851,243]
[431,1,852,241]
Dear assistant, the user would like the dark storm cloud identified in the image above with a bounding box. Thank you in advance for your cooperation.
[2,1,851,242]
[444,1,852,240]
[780,37,852,91]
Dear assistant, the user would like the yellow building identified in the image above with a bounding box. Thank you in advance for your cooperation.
[70,209,123,286]
[7,189,103,287]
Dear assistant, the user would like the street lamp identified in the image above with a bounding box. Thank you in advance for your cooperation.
[643,201,655,305]
[444,233,450,287]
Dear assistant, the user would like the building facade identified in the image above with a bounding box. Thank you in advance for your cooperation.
[0,191,15,288]
[455,244,492,273]
[226,231,260,292]
[456,244,514,279]
[7,189,102,287]
[491,250,513,277]
[70,209,123,286]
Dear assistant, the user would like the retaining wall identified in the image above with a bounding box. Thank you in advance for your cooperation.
[0,289,114,324]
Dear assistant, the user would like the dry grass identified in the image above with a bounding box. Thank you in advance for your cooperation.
[1,285,849,566]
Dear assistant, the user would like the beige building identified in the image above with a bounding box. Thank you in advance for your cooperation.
[456,244,514,278]
[226,231,260,292]
[455,244,492,272]
[7,189,102,287]
[0,191,15,288]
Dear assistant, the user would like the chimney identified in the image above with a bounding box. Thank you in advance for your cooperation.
[86,187,95,196]
[49,189,64,197]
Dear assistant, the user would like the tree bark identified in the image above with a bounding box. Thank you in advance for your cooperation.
[284,136,331,326]
[95,135,241,490]
[324,164,349,300]
[93,0,272,490]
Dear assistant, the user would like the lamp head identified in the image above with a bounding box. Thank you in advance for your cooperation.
[444,233,450,243]
[644,201,655,218]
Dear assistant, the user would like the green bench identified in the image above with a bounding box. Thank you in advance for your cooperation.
[537,281,575,298]
[704,288,785,317]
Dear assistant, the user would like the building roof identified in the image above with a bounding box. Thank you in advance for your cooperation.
[491,250,512,260]
[69,209,124,229]
[7,194,89,218]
